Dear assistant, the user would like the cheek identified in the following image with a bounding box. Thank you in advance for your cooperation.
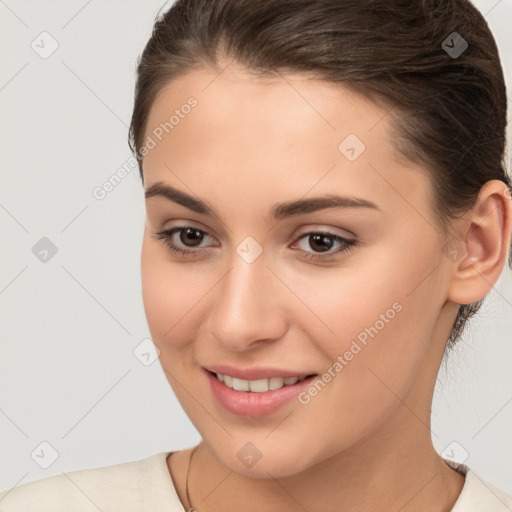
[141,238,194,351]
[291,242,442,419]
[141,236,223,362]
[315,228,443,359]
[284,254,430,359]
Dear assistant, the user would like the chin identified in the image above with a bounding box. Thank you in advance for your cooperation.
[211,440,319,480]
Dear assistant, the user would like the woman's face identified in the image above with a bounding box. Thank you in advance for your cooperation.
[140,65,458,477]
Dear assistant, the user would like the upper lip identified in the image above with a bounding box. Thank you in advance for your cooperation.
[204,364,317,380]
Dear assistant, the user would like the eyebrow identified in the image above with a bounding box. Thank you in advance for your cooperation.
[144,181,380,221]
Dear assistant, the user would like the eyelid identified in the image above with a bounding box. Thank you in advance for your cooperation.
[293,224,356,240]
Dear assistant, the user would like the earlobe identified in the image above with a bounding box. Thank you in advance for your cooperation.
[447,179,512,306]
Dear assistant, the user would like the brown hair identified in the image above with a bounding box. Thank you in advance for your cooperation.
[128,0,512,348]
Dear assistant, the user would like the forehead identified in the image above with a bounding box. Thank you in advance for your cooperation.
[145,64,391,150]
[142,65,432,222]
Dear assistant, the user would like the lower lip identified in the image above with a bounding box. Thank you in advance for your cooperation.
[205,369,317,418]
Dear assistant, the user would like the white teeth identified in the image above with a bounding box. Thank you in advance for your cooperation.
[249,379,269,392]
[215,373,307,392]
[269,377,284,390]
[232,377,249,391]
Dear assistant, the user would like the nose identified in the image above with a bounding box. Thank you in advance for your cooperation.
[207,248,288,352]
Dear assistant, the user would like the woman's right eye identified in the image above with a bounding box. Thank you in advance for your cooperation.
[153,227,217,256]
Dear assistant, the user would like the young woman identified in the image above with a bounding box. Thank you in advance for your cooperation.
[1,0,511,510]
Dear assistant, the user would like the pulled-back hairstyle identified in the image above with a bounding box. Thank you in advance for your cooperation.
[128,0,512,348]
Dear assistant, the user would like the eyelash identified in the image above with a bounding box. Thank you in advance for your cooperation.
[153,226,357,261]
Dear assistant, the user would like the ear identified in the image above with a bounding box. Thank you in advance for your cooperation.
[447,179,512,305]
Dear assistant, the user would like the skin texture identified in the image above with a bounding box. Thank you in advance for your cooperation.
[140,63,512,511]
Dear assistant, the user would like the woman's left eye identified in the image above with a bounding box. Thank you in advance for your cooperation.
[153,227,357,261]
[292,232,357,260]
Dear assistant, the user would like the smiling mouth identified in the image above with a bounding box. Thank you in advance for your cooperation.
[206,370,318,392]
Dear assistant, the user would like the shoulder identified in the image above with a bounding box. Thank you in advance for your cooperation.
[0,452,174,512]
[445,460,512,512]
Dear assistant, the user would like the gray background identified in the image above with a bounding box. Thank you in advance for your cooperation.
[1,0,511,496]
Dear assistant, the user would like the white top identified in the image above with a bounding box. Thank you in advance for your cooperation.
[0,452,511,511]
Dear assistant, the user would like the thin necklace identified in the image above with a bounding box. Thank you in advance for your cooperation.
[185,445,199,511]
